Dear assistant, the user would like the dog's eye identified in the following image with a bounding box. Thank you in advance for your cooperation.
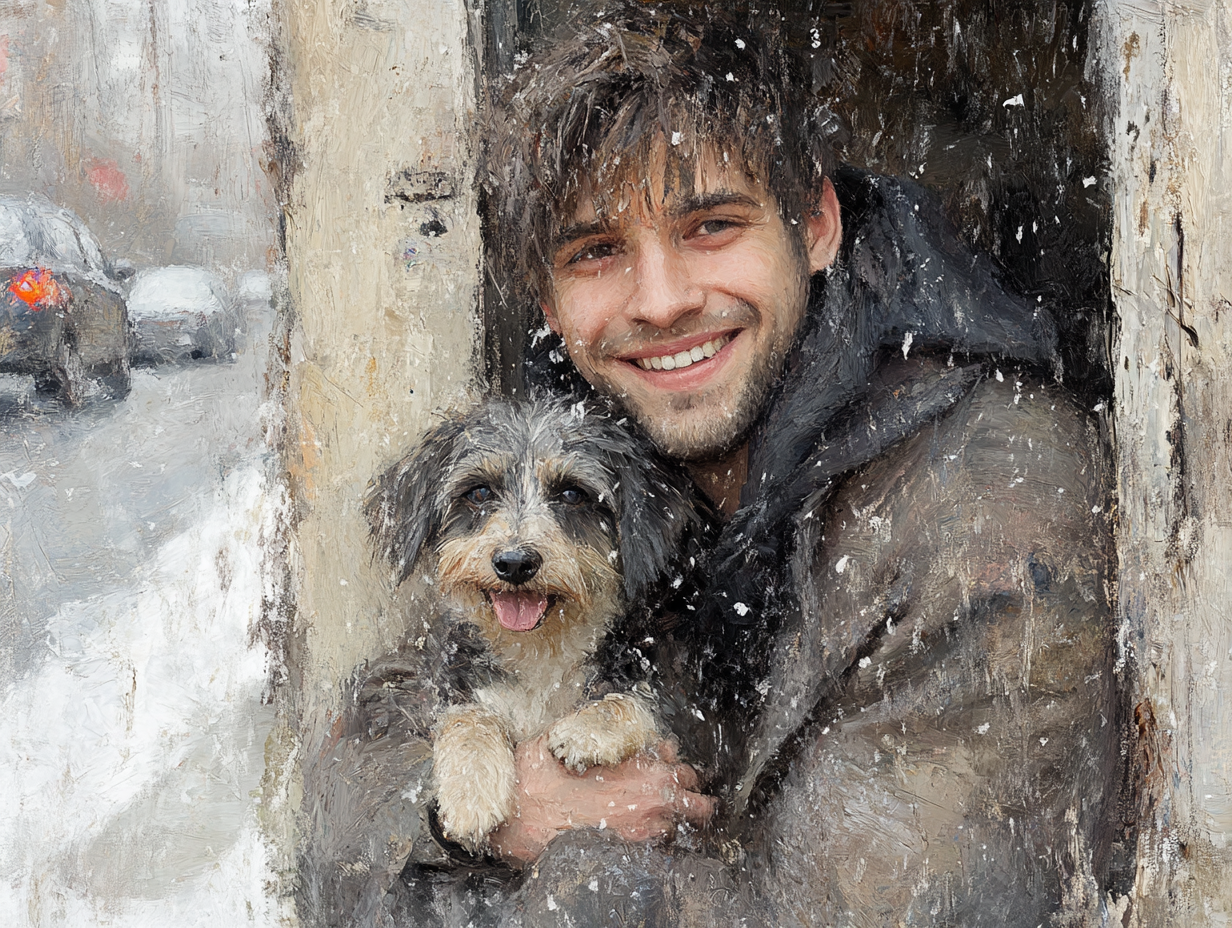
[558,486,587,506]
[463,486,493,505]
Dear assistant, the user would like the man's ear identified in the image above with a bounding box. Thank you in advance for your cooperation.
[540,299,561,334]
[804,177,843,273]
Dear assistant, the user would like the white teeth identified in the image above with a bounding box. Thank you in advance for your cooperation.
[635,333,732,371]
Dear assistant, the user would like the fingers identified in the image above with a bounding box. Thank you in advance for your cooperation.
[669,760,701,792]
[655,765,715,827]
[629,755,717,831]
[508,733,716,848]
[654,739,680,764]
[676,787,717,825]
[613,787,716,841]
[620,745,712,819]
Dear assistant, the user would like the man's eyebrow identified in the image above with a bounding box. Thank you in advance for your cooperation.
[553,220,608,251]
[669,191,764,218]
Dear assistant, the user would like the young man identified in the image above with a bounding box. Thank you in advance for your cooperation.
[301,5,1127,926]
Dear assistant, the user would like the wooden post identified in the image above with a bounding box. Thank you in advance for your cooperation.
[1103,0,1232,921]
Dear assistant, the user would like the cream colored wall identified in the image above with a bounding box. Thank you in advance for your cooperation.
[277,0,481,702]
[1103,0,1232,921]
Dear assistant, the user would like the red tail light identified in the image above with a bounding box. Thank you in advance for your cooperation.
[8,268,68,310]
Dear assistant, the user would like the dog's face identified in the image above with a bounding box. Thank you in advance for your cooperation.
[367,397,702,648]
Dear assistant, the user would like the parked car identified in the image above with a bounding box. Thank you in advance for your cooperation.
[0,196,134,404]
[127,265,238,365]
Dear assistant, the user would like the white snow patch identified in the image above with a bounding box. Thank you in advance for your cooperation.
[0,466,280,928]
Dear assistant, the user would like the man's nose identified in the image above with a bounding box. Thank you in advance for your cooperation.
[630,237,704,329]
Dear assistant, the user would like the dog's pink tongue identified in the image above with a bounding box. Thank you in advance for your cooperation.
[490,591,549,631]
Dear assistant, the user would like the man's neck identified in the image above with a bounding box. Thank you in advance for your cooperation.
[686,445,749,519]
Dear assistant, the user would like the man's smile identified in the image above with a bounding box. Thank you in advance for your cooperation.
[626,331,737,372]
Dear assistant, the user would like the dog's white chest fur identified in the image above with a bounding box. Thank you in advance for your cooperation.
[434,681,660,853]
[474,673,588,743]
[433,631,661,853]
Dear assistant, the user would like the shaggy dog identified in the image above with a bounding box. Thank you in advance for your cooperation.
[365,395,706,853]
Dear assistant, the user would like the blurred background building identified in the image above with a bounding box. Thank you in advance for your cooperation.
[0,0,275,275]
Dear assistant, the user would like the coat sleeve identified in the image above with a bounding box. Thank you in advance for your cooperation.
[738,374,1127,927]
[295,651,501,928]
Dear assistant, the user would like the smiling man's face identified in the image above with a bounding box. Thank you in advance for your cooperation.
[542,147,841,463]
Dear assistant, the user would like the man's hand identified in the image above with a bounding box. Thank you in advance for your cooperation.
[489,735,716,866]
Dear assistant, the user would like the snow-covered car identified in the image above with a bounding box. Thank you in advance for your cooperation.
[0,196,134,404]
[127,266,238,364]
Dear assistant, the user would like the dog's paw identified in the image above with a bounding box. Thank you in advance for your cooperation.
[434,706,517,853]
[547,692,660,773]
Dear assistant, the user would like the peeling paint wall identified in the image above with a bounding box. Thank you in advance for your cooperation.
[273,0,480,692]
[1101,0,1232,920]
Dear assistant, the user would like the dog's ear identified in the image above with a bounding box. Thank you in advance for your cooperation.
[610,443,707,602]
[365,416,466,585]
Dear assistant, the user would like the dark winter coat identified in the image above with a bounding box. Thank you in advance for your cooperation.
[297,167,1127,927]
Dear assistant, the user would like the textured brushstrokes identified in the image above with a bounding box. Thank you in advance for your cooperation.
[1100,0,1232,920]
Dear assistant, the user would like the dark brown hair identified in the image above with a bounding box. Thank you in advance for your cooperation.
[481,1,840,306]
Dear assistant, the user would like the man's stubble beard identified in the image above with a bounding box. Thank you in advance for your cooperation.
[617,347,781,466]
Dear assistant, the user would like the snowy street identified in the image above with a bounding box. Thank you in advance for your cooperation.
[0,302,282,927]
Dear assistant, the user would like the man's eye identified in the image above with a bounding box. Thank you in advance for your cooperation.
[694,218,739,237]
[463,486,493,505]
[558,486,588,505]
[566,241,617,264]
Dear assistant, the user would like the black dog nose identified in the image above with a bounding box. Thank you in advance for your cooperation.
[492,548,542,585]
